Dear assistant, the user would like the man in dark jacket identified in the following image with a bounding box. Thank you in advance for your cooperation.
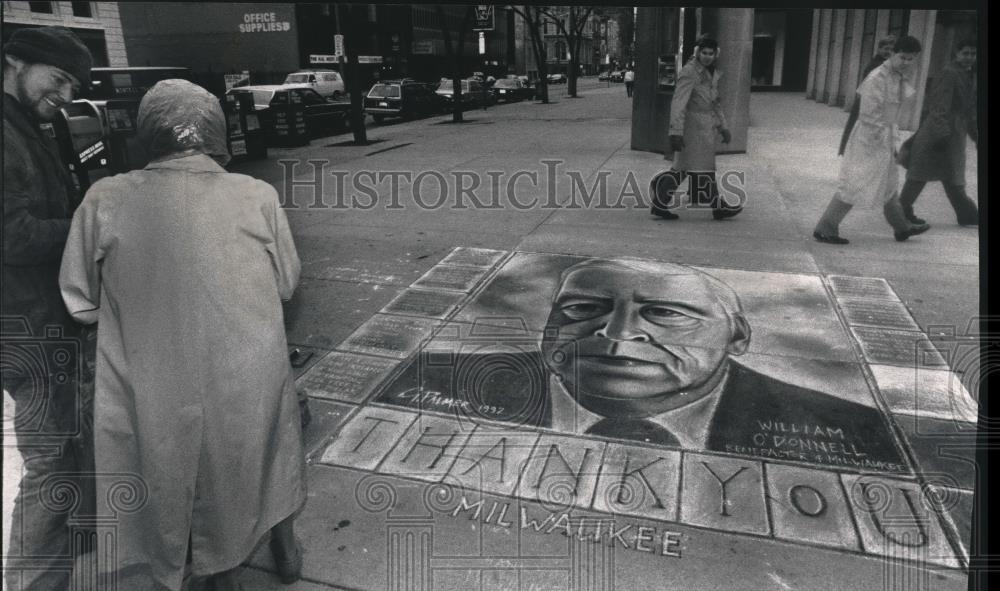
[2,26,93,591]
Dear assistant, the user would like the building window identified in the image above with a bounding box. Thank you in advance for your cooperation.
[71,2,92,18]
[29,2,54,13]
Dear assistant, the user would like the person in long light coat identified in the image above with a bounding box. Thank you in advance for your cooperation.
[813,35,929,244]
[650,36,738,221]
[898,39,978,226]
[59,79,305,591]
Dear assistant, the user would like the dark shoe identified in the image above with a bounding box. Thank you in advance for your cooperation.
[894,223,930,242]
[270,538,303,584]
[651,207,679,220]
[957,214,978,227]
[900,203,926,225]
[712,206,743,220]
[813,231,849,245]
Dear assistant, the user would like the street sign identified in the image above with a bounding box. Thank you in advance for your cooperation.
[358,55,383,64]
[473,5,494,31]
[310,54,338,64]
[412,40,434,55]
[334,34,344,57]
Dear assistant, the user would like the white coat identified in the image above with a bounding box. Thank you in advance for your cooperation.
[837,61,916,207]
[59,153,304,590]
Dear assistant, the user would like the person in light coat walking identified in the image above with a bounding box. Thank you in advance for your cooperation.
[59,79,305,591]
[813,35,929,244]
[898,39,978,227]
[650,36,739,221]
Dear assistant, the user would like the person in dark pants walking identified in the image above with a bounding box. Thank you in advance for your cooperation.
[838,35,896,156]
[898,39,978,227]
[650,37,739,221]
[624,66,635,97]
[2,26,94,591]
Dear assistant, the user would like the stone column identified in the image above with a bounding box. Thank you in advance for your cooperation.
[827,10,848,106]
[814,9,832,104]
[703,7,753,154]
[905,10,938,131]
[843,9,866,111]
[805,10,821,99]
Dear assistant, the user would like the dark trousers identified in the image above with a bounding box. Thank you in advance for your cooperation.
[814,193,912,236]
[6,377,94,591]
[625,81,634,97]
[899,179,978,225]
[651,170,740,214]
[4,328,95,591]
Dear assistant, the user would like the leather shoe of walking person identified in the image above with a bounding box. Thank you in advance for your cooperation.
[651,206,679,220]
[894,223,930,242]
[813,231,849,245]
[712,206,742,220]
[270,537,303,584]
[901,205,926,226]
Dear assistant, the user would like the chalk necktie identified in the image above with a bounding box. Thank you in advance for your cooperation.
[585,417,680,447]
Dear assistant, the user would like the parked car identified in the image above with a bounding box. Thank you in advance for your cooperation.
[283,69,345,99]
[488,78,533,103]
[226,85,350,138]
[598,71,611,81]
[435,78,494,109]
[609,70,625,83]
[547,73,567,84]
[364,80,446,123]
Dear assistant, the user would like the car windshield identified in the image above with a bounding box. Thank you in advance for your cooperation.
[494,79,518,88]
[437,80,471,92]
[285,74,310,84]
[246,90,273,105]
[368,84,401,98]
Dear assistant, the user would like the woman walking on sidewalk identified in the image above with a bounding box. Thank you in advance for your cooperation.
[650,36,740,221]
[898,39,979,227]
[813,35,929,244]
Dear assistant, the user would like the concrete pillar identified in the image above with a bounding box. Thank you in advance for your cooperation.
[630,7,752,155]
[630,6,677,154]
[814,10,832,104]
[905,10,938,131]
[843,9,866,111]
[826,9,848,106]
[702,7,753,154]
[805,10,821,99]
[875,9,891,39]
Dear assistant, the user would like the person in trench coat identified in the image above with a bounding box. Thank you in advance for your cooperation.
[59,79,305,591]
[838,35,896,156]
[813,35,929,244]
[650,36,739,221]
[898,39,978,226]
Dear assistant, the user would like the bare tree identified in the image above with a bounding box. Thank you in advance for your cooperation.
[541,5,595,98]
[437,5,475,123]
[508,5,550,103]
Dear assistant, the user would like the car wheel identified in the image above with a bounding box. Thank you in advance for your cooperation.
[373,114,385,124]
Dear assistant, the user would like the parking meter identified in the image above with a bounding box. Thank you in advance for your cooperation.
[46,99,111,193]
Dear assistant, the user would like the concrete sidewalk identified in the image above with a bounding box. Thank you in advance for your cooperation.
[2,80,981,590]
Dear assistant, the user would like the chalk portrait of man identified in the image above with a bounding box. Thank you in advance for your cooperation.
[378,256,906,470]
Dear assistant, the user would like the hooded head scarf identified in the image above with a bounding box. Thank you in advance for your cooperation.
[137,79,230,166]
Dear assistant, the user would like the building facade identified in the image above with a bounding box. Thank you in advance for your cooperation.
[2,1,128,67]
[804,8,978,130]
